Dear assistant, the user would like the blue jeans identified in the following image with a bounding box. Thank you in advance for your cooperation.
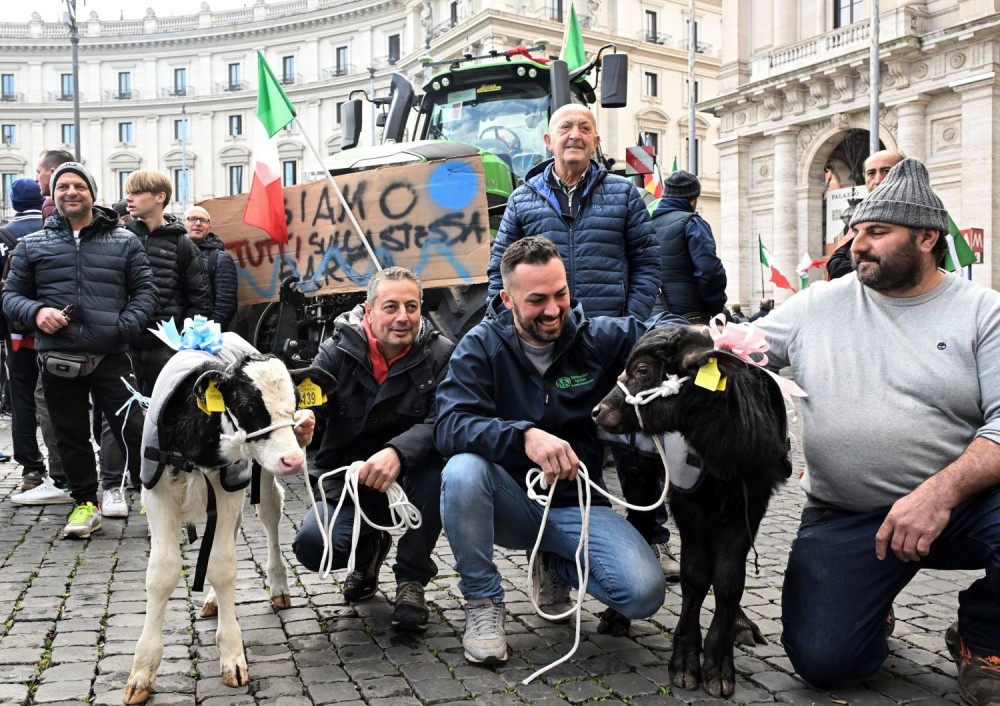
[440,453,665,618]
[782,488,1000,688]
[293,462,443,585]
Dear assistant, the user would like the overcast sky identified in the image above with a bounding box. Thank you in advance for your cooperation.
[0,0,252,23]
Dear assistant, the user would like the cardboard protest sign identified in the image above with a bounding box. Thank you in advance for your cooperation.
[202,157,491,306]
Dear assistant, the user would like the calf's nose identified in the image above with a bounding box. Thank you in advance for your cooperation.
[278,452,306,475]
[591,404,602,422]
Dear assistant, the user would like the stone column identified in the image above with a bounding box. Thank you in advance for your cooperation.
[717,135,752,304]
[770,128,798,302]
[895,95,929,161]
[772,0,796,48]
[956,77,1000,287]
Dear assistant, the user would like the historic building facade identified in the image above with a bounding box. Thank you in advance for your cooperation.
[0,0,722,229]
[704,0,1000,303]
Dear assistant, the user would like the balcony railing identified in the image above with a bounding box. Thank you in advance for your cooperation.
[49,91,83,102]
[643,31,668,45]
[279,73,302,86]
[0,92,22,102]
[216,80,249,93]
[105,89,140,100]
[324,65,357,79]
[161,86,196,98]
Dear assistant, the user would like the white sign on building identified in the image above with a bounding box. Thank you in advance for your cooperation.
[825,186,868,247]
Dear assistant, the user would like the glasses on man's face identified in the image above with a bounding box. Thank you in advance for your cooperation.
[184,216,210,224]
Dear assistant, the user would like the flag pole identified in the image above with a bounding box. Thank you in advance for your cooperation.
[295,118,383,273]
[758,234,765,298]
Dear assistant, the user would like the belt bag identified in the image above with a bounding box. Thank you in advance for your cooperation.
[39,351,105,378]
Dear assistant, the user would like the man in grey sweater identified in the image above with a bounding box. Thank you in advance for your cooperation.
[756,158,1000,706]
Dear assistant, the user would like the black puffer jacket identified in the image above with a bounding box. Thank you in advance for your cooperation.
[2,207,157,353]
[125,216,212,348]
[195,233,239,330]
[310,305,455,499]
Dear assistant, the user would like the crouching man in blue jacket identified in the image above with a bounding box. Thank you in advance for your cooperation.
[435,236,684,665]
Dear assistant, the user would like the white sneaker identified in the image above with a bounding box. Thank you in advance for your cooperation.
[11,476,74,505]
[101,488,128,518]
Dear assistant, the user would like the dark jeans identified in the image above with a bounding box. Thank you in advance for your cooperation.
[41,352,145,506]
[6,340,45,475]
[34,374,64,484]
[782,488,1000,688]
[98,344,175,485]
[293,462,444,586]
[613,447,670,545]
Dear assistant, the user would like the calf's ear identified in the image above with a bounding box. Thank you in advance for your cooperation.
[290,367,338,398]
[680,348,750,377]
[192,368,228,413]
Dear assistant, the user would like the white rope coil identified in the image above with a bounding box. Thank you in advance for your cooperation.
[306,461,422,580]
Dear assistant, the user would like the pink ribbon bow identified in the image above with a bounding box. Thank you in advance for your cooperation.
[706,314,807,401]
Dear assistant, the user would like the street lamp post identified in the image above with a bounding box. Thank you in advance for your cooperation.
[687,0,697,173]
[180,104,189,211]
[65,0,82,161]
[870,0,880,153]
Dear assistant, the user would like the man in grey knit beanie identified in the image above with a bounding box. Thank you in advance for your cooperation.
[752,155,1000,706]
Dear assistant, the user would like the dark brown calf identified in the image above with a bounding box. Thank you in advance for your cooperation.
[593,326,790,697]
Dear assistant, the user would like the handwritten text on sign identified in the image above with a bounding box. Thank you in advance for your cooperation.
[202,157,491,306]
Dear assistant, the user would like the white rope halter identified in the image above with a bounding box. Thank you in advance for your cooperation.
[219,411,307,450]
[616,374,689,432]
[306,461,422,579]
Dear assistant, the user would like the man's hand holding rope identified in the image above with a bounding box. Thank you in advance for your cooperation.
[525,427,580,484]
[356,448,402,493]
[293,409,316,447]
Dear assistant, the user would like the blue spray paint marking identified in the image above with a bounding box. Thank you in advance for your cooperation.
[427,162,478,211]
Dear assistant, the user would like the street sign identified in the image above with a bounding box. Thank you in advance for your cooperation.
[963,227,984,265]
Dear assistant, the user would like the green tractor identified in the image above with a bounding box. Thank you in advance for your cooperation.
[250,44,629,362]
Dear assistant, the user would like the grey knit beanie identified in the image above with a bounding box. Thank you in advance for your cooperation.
[50,162,98,199]
[663,170,701,200]
[849,157,947,232]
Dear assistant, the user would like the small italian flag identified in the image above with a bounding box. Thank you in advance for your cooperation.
[796,253,827,289]
[244,51,296,244]
[760,237,797,292]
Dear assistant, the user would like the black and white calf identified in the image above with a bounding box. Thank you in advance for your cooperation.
[123,333,334,705]
[593,326,791,698]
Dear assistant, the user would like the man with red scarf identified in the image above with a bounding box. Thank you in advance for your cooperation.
[292,267,454,632]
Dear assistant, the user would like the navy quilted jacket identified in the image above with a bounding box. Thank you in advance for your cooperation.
[488,159,659,320]
[196,233,239,330]
[2,207,157,353]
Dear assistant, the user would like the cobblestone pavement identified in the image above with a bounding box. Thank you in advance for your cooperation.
[0,412,977,706]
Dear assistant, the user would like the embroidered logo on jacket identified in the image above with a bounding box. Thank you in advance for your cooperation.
[555,374,593,389]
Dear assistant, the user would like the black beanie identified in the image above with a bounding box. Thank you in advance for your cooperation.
[663,170,701,200]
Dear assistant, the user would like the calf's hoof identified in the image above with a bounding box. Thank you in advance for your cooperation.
[122,682,152,704]
[596,608,630,637]
[702,675,736,698]
[221,656,250,687]
[669,650,701,691]
[702,656,736,698]
[271,593,291,609]
[199,601,218,618]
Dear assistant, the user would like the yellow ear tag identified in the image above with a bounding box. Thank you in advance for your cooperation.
[197,380,225,415]
[296,378,327,408]
[716,375,727,391]
[694,357,722,391]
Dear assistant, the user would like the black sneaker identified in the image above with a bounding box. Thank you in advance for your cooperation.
[946,620,1000,706]
[343,531,391,602]
[392,581,429,632]
[21,470,43,491]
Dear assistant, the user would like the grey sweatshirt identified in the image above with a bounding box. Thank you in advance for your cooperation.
[756,273,1000,512]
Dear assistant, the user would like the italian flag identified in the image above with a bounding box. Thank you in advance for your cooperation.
[244,51,296,244]
[644,162,664,199]
[760,237,796,292]
[796,253,827,289]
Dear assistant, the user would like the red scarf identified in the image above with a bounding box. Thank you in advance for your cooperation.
[364,316,412,384]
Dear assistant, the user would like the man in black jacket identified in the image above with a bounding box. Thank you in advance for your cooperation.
[3,162,157,539]
[122,169,211,390]
[292,267,454,632]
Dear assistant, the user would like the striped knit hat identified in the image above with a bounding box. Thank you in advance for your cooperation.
[849,157,948,232]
